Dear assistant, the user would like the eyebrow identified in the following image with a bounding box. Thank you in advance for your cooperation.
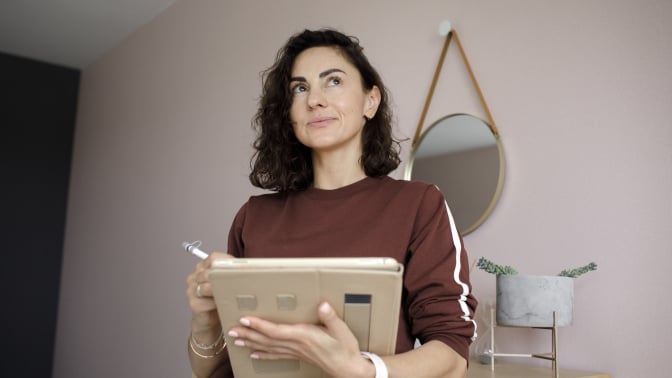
[289,68,346,83]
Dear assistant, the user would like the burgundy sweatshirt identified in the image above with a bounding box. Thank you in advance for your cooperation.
[214,176,477,376]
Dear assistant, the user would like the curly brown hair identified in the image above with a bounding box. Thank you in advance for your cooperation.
[249,29,401,192]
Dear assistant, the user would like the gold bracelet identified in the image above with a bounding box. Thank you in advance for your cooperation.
[189,336,227,359]
[191,331,224,350]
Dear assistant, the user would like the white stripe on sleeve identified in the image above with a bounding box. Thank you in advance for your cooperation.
[439,188,478,341]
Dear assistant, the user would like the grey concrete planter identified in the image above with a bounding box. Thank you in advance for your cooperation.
[496,275,574,327]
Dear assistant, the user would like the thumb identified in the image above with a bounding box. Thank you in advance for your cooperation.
[318,302,365,360]
[317,302,350,336]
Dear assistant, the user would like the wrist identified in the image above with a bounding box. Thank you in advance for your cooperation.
[357,355,376,378]
[190,318,222,345]
[191,330,224,350]
[361,352,388,378]
[188,330,226,359]
[191,329,221,346]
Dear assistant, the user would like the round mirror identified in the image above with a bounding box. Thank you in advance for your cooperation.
[405,114,504,235]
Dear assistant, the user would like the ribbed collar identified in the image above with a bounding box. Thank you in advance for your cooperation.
[301,176,386,200]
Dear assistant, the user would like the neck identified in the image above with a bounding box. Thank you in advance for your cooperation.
[311,150,366,190]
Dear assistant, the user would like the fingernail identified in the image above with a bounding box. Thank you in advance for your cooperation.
[240,318,251,326]
[228,330,238,337]
[250,353,259,359]
[319,302,331,315]
[234,339,245,347]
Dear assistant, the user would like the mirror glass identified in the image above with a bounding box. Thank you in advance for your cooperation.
[405,114,504,235]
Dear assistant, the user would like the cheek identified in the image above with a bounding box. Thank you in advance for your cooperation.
[289,100,302,124]
[344,101,366,121]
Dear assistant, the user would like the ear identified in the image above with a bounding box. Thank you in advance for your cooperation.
[364,85,381,120]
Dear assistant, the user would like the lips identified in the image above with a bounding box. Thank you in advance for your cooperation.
[307,116,335,128]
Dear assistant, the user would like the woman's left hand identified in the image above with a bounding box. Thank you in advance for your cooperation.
[227,302,374,378]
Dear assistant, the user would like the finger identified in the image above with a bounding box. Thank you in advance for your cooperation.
[317,302,351,338]
[187,286,217,311]
[236,316,312,343]
[210,251,233,259]
[229,324,295,355]
[196,282,213,298]
[234,336,295,355]
[186,273,217,313]
[195,252,235,282]
[233,317,285,340]
[231,317,317,353]
[186,253,236,313]
[230,329,294,358]
[186,272,204,297]
[204,251,234,268]
[249,351,299,361]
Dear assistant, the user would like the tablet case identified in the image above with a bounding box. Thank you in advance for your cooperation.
[208,257,403,377]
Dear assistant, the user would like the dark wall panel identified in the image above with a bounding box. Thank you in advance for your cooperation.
[0,52,79,378]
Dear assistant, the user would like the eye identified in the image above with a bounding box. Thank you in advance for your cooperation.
[327,76,342,87]
[291,83,308,95]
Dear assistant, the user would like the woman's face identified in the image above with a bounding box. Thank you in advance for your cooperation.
[289,46,380,155]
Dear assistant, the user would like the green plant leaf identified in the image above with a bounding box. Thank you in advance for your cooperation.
[476,257,518,275]
[558,262,598,278]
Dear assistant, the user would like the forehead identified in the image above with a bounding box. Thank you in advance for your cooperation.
[291,46,357,75]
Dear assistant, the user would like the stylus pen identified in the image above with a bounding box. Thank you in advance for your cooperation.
[182,241,209,260]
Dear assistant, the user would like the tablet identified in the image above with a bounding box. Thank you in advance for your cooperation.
[209,257,404,377]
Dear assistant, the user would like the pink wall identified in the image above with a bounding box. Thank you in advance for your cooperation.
[54,0,672,377]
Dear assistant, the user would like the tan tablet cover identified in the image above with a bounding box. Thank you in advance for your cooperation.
[208,258,403,378]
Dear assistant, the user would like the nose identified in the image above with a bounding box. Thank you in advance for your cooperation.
[307,88,327,108]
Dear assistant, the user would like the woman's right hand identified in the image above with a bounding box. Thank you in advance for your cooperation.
[186,252,234,343]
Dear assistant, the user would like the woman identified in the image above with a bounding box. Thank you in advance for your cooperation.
[186,29,477,378]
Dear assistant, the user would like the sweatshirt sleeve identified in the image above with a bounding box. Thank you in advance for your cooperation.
[404,184,478,362]
[226,201,248,258]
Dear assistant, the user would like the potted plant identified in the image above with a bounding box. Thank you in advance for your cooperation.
[475,258,597,327]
